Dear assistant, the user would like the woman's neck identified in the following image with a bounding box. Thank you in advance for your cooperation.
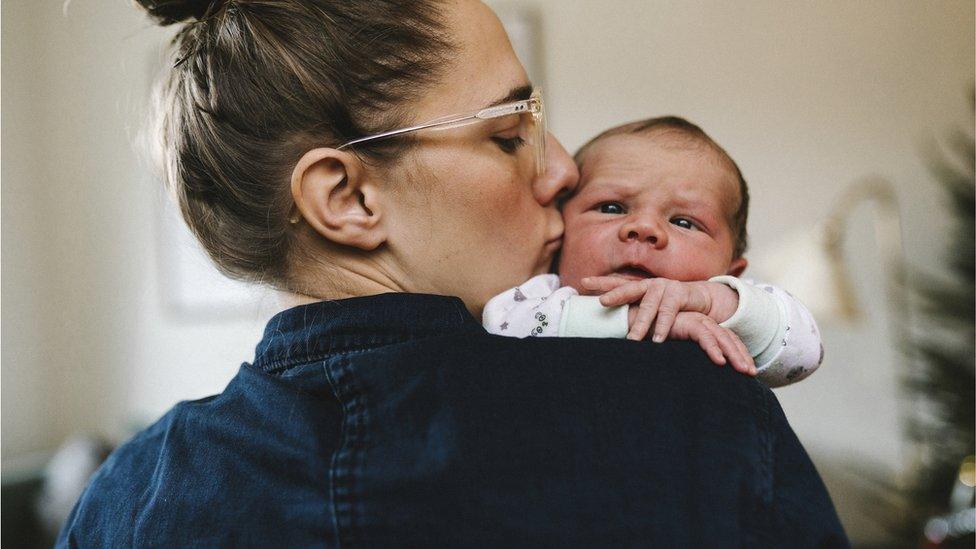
[277,282,398,309]
[278,254,407,309]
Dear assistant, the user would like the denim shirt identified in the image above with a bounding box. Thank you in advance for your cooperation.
[58,293,847,548]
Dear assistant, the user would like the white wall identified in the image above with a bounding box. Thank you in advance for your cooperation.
[2,1,973,537]
[1,0,274,464]
[2,0,62,460]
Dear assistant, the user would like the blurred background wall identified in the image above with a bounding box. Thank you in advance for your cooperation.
[2,0,974,543]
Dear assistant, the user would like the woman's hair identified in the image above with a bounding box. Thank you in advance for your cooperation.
[574,116,750,258]
[138,0,452,287]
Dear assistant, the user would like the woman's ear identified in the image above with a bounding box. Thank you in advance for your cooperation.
[290,148,387,250]
[727,256,748,277]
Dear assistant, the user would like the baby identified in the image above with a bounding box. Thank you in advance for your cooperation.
[483,116,823,387]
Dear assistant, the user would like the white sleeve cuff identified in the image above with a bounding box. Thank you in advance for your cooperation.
[558,295,629,338]
[709,275,786,363]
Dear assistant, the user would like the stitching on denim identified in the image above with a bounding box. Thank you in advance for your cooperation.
[323,355,369,547]
[352,368,369,540]
[257,331,448,374]
[263,343,400,374]
[323,356,351,548]
[754,385,776,545]
[738,383,771,547]
[758,387,774,505]
[259,337,398,373]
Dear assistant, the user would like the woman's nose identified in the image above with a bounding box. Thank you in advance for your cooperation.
[619,216,668,248]
[533,133,579,207]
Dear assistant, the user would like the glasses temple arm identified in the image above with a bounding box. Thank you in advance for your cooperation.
[338,112,481,150]
[337,100,534,150]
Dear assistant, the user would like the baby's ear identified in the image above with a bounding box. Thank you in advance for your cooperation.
[727,256,748,277]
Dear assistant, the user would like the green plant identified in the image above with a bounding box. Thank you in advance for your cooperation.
[901,104,975,544]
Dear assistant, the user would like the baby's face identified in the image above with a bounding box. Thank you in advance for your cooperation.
[558,133,746,290]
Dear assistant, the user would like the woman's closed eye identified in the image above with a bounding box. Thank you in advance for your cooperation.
[492,135,526,154]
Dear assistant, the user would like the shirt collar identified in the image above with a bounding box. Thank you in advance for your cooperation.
[251,292,483,373]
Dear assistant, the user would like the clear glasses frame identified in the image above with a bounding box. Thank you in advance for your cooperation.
[338,90,547,177]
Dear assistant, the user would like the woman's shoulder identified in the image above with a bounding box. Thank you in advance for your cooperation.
[57,368,340,546]
[372,333,771,415]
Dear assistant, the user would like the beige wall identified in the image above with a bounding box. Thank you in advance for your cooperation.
[2,1,273,464]
[2,0,973,527]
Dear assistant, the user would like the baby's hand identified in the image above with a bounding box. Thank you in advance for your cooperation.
[580,276,739,342]
[668,311,756,375]
[622,306,754,374]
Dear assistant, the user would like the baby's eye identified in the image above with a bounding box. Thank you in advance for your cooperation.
[598,202,625,214]
[670,217,698,230]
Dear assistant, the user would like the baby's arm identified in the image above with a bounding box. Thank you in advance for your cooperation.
[486,275,754,376]
[582,276,822,385]
[482,274,628,338]
[709,277,824,387]
[584,277,755,374]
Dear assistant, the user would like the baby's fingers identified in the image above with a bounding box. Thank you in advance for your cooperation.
[627,288,666,340]
[651,281,711,343]
[599,280,651,307]
[713,326,756,376]
[688,319,727,365]
[579,276,631,295]
[651,287,682,343]
[731,332,756,375]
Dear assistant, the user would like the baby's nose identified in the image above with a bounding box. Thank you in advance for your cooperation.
[620,218,668,248]
[627,230,657,243]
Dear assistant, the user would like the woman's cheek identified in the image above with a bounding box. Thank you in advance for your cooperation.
[466,185,514,234]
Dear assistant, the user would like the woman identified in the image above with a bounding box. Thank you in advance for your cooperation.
[58,0,846,546]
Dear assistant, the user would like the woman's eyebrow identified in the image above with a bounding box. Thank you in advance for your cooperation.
[488,83,533,107]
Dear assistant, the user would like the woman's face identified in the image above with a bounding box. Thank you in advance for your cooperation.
[384,0,578,315]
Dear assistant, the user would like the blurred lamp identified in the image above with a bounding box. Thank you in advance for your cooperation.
[751,177,905,326]
[753,176,919,490]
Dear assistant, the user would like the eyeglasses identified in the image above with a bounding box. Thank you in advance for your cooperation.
[338,89,547,177]
[289,90,547,225]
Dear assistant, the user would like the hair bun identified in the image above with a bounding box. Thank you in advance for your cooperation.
[134,0,227,26]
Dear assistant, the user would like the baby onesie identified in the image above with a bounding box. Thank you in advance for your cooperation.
[482,274,824,388]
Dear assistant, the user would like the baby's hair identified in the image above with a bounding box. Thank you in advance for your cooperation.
[574,116,750,258]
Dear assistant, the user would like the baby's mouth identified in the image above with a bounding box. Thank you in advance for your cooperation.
[612,266,656,280]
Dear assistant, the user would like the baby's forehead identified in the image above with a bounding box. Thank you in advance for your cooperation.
[578,132,740,206]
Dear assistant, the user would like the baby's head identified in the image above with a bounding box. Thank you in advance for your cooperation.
[558,116,750,289]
